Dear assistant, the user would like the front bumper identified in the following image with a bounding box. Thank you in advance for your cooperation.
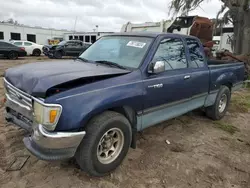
[7,112,86,160]
[23,124,86,160]
[42,49,54,57]
[18,51,27,57]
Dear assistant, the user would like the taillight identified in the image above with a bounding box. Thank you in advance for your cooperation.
[20,47,25,51]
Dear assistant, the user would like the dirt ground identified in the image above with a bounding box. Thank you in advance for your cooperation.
[1,57,250,188]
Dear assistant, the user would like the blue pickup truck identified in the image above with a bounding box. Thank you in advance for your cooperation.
[4,32,244,176]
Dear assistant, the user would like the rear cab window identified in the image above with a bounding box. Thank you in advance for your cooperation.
[152,37,188,71]
[185,38,205,68]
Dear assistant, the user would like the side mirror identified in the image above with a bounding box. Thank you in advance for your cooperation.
[148,61,165,74]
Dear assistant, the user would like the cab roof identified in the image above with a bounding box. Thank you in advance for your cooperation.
[107,32,199,40]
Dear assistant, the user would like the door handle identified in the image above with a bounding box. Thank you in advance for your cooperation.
[184,75,191,80]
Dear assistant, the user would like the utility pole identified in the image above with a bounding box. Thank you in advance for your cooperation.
[73,16,78,39]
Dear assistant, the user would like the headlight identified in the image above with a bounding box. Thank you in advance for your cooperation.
[33,100,62,131]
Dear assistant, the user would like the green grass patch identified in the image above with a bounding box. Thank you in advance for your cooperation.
[213,121,239,135]
[229,91,250,113]
[36,58,42,60]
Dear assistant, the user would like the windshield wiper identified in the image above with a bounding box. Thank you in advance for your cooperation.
[75,57,91,62]
[95,60,128,70]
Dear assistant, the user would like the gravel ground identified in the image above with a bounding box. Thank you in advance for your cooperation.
[0,57,250,188]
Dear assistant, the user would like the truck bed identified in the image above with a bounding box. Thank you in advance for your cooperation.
[207,59,242,66]
[207,59,245,92]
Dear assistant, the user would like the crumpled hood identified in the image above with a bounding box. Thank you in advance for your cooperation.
[4,60,130,97]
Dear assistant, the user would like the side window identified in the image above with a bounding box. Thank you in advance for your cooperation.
[24,42,32,46]
[186,38,205,68]
[75,42,82,47]
[153,38,187,70]
[65,42,74,47]
[67,42,79,47]
[14,42,23,46]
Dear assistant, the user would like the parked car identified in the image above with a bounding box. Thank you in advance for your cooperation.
[10,40,43,56]
[0,41,27,59]
[4,32,245,176]
[42,40,91,59]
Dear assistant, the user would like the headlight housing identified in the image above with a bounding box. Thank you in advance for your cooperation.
[33,100,62,131]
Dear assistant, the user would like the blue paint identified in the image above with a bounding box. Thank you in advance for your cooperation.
[4,32,245,132]
[139,95,207,131]
[44,34,245,131]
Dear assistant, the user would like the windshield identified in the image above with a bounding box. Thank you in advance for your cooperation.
[79,36,153,69]
[58,41,67,46]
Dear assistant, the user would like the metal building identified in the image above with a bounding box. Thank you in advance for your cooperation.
[0,22,71,45]
[63,32,114,43]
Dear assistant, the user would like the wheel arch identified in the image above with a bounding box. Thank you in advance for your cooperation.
[214,72,236,91]
[33,48,41,52]
[222,82,232,91]
[56,49,65,55]
[82,105,138,149]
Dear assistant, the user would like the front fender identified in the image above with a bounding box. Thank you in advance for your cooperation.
[46,74,144,131]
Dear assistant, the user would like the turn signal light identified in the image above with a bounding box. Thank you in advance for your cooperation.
[50,110,58,123]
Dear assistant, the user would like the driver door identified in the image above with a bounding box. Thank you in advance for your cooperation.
[141,36,193,129]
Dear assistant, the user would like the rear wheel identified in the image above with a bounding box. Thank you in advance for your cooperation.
[75,111,132,176]
[205,86,231,120]
[33,49,41,56]
[8,51,18,60]
[54,51,63,59]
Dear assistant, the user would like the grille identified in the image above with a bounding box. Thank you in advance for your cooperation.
[4,79,32,108]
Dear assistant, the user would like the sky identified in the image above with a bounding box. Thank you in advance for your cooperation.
[0,0,223,32]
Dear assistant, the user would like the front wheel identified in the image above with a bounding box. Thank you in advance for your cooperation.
[205,86,231,120]
[54,51,63,59]
[75,111,132,176]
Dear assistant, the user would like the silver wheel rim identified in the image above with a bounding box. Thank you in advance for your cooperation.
[97,128,124,164]
[218,94,227,113]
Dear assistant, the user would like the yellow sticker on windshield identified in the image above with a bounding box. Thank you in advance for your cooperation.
[127,41,146,48]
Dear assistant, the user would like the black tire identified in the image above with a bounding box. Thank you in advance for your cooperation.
[75,111,132,176]
[33,49,41,56]
[205,86,231,120]
[54,51,63,59]
[8,51,18,60]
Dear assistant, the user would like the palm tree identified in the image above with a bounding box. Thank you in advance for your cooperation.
[170,0,250,54]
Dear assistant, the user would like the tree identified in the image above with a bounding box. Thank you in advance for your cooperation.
[0,18,19,25]
[170,0,250,54]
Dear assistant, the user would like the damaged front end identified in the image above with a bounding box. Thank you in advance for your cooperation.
[4,78,86,160]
